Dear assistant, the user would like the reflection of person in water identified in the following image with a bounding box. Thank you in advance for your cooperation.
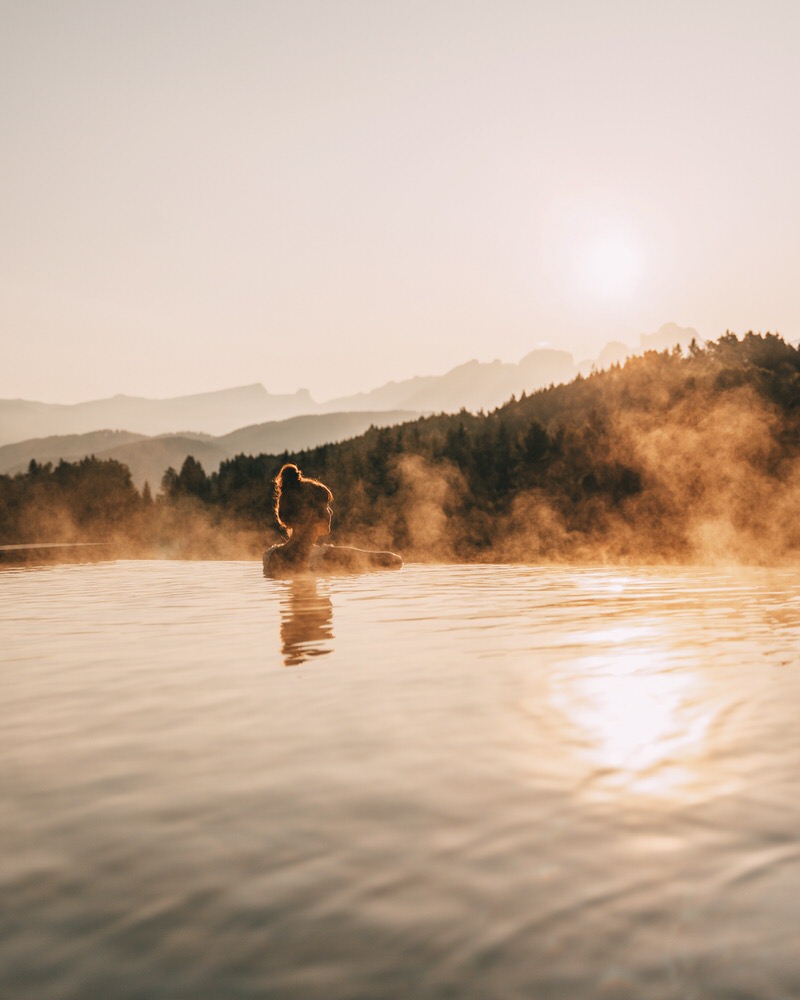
[280,578,334,667]
[263,463,403,577]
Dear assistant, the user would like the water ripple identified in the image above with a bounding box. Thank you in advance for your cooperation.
[2,561,800,998]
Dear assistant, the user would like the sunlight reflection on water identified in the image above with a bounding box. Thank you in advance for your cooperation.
[2,561,800,999]
[553,641,711,797]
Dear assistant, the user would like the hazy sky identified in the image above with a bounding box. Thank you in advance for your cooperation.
[2,0,799,403]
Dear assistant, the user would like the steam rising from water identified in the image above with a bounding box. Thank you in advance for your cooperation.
[4,338,800,567]
[396,454,465,560]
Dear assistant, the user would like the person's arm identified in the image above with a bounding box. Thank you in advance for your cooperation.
[319,544,403,572]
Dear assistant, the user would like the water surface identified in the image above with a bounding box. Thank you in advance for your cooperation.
[3,561,800,999]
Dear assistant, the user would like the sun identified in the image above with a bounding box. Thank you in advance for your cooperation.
[577,225,646,303]
[558,211,647,305]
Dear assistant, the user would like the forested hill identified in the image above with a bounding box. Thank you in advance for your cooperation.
[2,333,799,564]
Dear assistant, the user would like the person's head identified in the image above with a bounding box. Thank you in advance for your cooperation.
[274,464,333,538]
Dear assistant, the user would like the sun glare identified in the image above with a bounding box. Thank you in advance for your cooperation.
[580,229,645,302]
[559,211,647,305]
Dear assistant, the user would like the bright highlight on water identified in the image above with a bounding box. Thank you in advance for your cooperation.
[3,561,799,999]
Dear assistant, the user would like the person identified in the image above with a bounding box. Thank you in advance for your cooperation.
[263,463,403,577]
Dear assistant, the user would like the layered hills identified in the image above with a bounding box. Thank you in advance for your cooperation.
[0,324,700,448]
[0,384,315,445]
[0,325,704,496]
[0,411,417,489]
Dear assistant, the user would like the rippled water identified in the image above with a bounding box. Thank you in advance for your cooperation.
[3,560,800,999]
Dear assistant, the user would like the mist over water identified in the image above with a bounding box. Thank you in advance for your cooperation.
[4,335,800,572]
[3,561,800,999]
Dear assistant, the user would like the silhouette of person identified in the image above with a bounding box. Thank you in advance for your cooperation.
[279,578,334,666]
[263,463,403,577]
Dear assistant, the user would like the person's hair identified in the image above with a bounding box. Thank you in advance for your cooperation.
[273,463,332,534]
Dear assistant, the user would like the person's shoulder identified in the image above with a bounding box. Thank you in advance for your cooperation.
[309,544,333,570]
[263,543,289,577]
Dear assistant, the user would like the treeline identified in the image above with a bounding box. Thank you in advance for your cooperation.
[3,333,800,563]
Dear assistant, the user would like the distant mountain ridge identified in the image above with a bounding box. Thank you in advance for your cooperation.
[0,323,700,448]
[0,383,315,446]
[0,410,419,488]
[319,349,577,414]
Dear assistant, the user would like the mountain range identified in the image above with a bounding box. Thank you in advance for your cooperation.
[0,324,700,484]
[0,410,418,489]
[0,348,583,445]
[0,383,317,445]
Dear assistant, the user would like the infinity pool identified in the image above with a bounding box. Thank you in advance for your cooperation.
[2,561,800,999]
